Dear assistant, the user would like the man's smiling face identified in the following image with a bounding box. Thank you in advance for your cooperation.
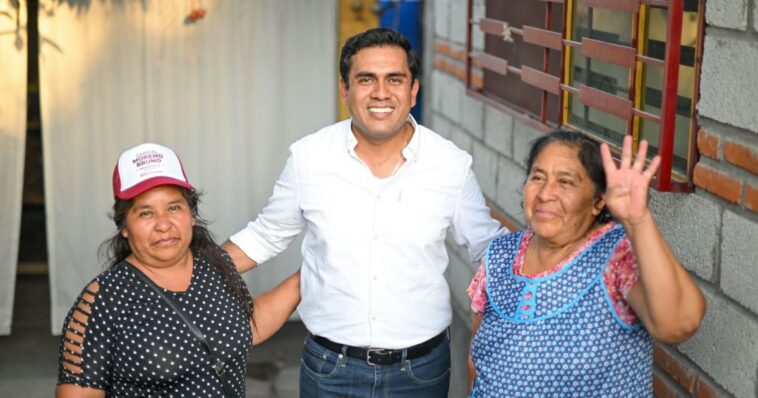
[340,45,419,143]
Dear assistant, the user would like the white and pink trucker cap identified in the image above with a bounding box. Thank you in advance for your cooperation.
[112,143,193,200]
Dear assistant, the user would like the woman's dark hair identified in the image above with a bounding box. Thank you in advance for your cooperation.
[99,188,253,319]
[339,27,419,87]
[524,129,613,224]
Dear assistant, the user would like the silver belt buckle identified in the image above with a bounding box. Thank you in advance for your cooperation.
[366,348,387,366]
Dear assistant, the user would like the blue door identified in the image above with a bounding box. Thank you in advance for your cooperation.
[376,0,423,123]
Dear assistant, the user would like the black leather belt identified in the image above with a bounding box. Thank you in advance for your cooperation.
[311,331,447,366]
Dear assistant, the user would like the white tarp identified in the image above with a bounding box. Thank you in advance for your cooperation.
[0,1,27,335]
[39,0,336,334]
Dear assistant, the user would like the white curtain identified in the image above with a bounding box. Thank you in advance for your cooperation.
[0,1,27,335]
[39,0,337,334]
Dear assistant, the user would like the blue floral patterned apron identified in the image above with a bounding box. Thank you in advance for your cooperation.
[471,225,652,397]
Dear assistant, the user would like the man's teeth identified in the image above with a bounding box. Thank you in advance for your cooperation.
[369,107,392,113]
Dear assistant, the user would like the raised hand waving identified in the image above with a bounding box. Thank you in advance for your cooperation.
[600,135,661,227]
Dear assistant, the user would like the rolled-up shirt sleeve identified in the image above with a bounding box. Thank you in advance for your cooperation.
[230,152,306,265]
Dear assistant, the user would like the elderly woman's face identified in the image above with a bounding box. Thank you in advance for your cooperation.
[121,185,194,268]
[523,143,604,244]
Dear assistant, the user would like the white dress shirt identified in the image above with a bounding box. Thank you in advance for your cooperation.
[230,117,506,348]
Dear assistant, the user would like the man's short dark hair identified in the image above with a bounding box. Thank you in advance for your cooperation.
[339,27,419,87]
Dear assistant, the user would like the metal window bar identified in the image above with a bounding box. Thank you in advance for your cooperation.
[475,20,665,67]
[471,16,560,124]
[471,50,663,124]
[466,0,688,191]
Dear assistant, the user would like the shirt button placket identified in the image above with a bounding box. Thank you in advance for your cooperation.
[369,191,382,337]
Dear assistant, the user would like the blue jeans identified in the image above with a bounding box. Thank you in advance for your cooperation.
[299,334,451,398]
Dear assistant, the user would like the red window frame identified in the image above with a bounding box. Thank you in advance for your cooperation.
[465,0,704,192]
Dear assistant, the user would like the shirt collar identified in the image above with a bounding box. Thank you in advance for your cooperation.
[402,115,420,162]
[346,115,420,162]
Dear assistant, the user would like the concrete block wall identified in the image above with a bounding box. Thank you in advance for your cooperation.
[423,0,758,397]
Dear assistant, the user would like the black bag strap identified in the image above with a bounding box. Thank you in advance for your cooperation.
[128,264,238,398]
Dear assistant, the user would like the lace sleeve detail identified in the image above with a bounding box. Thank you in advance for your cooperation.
[467,261,488,316]
[57,279,110,389]
[603,237,641,324]
[610,237,640,298]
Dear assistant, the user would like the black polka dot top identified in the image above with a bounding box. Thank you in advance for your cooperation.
[57,254,253,397]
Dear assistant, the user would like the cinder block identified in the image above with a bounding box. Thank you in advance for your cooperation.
[441,73,464,125]
[648,191,719,280]
[512,120,545,167]
[484,106,514,157]
[472,141,499,200]
[443,269,475,398]
[431,70,446,112]
[495,157,527,225]
[450,0,468,45]
[448,308,473,398]
[449,125,474,155]
[698,35,758,132]
[445,235,476,273]
[446,236,472,272]
[446,247,478,318]
[705,0,748,30]
[462,94,485,140]
[679,288,758,398]
[721,211,758,313]
[431,112,454,140]
[433,0,450,40]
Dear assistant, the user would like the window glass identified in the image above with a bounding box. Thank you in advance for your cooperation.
[567,2,632,146]
[572,0,633,45]
[468,0,704,188]
[483,0,563,124]
[567,52,629,145]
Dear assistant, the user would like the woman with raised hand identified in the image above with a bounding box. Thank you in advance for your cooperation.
[467,131,705,397]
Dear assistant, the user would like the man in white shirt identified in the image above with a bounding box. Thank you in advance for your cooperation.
[224,28,506,397]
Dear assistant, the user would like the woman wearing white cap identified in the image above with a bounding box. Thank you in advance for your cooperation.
[55,143,300,398]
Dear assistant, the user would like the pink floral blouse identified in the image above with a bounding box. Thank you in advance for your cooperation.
[467,222,641,325]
